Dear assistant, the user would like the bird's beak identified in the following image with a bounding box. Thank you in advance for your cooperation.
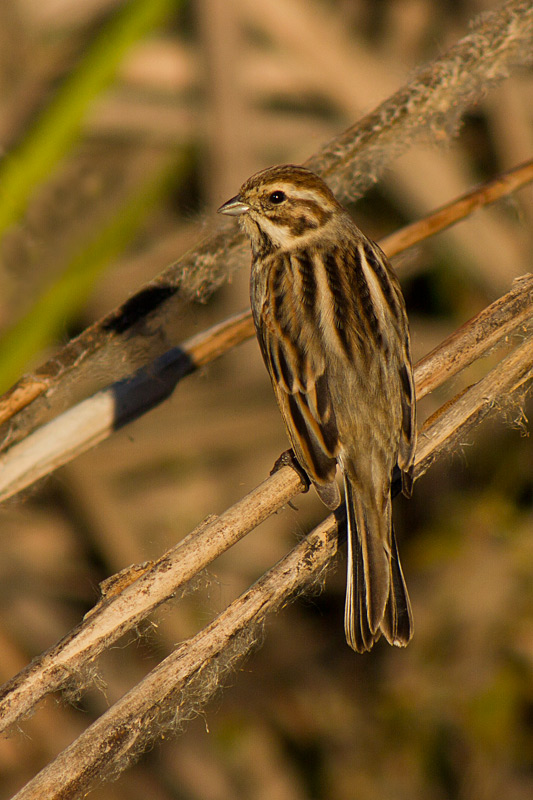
[217,194,250,216]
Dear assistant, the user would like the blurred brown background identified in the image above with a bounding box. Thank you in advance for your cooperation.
[0,0,532,798]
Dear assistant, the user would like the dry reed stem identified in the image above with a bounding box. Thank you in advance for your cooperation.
[1,287,531,735]
[10,514,339,800]
[0,164,532,502]
[0,0,531,439]
[414,333,533,479]
[414,272,533,398]
[379,158,533,257]
[0,310,255,503]
[7,322,533,799]
[307,0,533,193]
[0,466,303,732]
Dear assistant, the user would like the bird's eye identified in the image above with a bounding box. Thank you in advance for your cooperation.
[269,191,286,204]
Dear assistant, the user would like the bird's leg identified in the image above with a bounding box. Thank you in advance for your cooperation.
[270,448,311,504]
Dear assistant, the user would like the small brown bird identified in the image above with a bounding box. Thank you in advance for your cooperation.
[218,165,416,652]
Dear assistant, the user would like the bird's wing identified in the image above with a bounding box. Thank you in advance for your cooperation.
[254,278,341,509]
[387,271,416,496]
[363,241,416,495]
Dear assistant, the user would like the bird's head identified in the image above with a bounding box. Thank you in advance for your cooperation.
[218,164,343,252]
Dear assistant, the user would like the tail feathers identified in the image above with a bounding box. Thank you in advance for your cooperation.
[380,528,413,647]
[344,521,379,652]
[343,476,413,653]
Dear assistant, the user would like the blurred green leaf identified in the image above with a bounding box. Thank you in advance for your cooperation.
[0,0,178,238]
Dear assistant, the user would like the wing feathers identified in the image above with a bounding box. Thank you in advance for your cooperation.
[380,528,414,646]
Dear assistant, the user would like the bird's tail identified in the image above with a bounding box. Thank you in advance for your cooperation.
[343,475,413,653]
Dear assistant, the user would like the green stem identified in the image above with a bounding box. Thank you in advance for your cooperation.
[0,0,178,238]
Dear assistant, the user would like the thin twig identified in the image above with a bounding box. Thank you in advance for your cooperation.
[380,158,533,257]
[414,333,533,479]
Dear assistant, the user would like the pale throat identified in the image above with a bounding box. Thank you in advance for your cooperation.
[242,211,331,253]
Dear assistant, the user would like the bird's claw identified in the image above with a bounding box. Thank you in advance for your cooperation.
[270,448,310,494]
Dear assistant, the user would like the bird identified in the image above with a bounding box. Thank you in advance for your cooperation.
[218,164,416,652]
